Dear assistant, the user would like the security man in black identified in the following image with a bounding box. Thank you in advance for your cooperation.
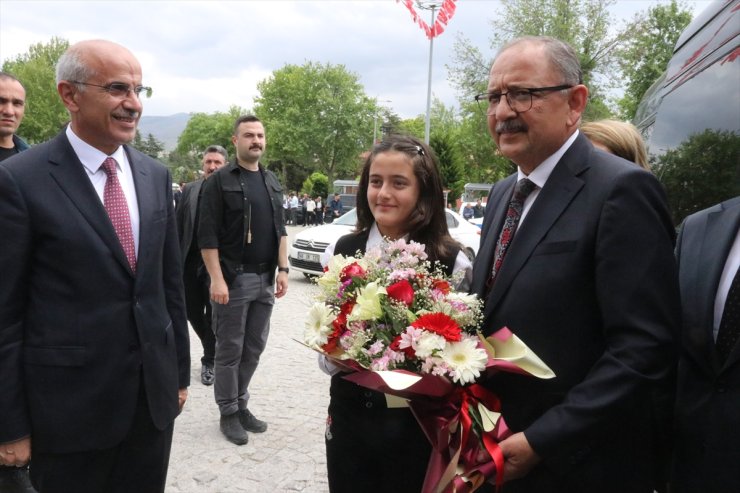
[198,115,289,446]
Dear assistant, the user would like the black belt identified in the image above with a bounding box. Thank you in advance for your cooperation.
[235,262,275,274]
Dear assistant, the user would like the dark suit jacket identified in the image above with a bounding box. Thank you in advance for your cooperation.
[672,196,740,493]
[176,178,203,261]
[471,134,680,492]
[0,131,190,454]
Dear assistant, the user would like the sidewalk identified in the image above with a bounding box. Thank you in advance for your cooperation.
[166,262,330,492]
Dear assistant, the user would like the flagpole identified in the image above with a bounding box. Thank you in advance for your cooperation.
[416,1,442,144]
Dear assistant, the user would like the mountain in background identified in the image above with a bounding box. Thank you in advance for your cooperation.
[137,113,191,151]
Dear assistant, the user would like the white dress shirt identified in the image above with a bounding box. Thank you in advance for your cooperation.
[66,125,140,254]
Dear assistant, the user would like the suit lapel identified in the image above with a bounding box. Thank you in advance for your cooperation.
[128,146,152,278]
[47,134,133,276]
[705,200,740,372]
[484,136,589,317]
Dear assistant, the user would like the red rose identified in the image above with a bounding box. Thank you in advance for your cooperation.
[340,262,366,282]
[386,279,415,307]
[390,335,415,359]
[411,312,462,342]
[323,301,354,353]
[432,279,450,294]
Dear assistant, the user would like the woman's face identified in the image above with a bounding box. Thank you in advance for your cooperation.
[367,151,420,239]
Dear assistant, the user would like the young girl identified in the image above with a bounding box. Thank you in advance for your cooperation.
[320,134,472,492]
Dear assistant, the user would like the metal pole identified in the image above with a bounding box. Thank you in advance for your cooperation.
[423,4,437,144]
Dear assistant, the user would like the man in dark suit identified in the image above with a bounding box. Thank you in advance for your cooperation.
[176,144,227,385]
[672,196,740,492]
[0,39,189,493]
[470,36,680,492]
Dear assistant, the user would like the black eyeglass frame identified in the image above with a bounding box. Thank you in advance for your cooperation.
[474,84,573,114]
[70,80,153,99]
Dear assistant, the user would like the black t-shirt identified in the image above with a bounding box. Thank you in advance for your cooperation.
[240,167,277,265]
[0,146,18,162]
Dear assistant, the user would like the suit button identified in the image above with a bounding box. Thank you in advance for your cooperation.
[363,391,372,398]
[365,401,373,409]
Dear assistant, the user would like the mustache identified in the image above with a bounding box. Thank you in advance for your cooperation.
[495,119,528,134]
[112,110,140,119]
[249,145,263,150]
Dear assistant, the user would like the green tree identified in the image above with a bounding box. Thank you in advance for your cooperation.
[175,105,245,157]
[253,62,375,190]
[133,130,165,159]
[430,133,464,205]
[616,1,692,120]
[656,129,740,225]
[2,37,70,143]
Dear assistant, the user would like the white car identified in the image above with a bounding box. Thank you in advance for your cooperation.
[288,208,481,277]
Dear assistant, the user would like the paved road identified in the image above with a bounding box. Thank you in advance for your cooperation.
[167,226,330,493]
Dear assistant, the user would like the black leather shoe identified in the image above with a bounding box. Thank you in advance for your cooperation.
[220,412,248,445]
[0,465,37,493]
[201,364,214,386]
[238,409,267,433]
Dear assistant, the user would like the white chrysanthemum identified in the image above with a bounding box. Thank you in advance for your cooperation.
[348,281,387,321]
[414,332,447,359]
[441,337,488,384]
[303,303,336,348]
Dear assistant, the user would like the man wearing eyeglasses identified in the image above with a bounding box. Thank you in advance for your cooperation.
[470,36,679,493]
[0,40,189,492]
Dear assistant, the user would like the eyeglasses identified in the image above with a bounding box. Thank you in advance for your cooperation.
[474,85,573,115]
[71,81,153,99]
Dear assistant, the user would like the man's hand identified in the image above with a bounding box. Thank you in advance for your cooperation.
[275,271,288,298]
[499,432,540,482]
[210,278,229,305]
[0,437,31,467]
[178,388,188,414]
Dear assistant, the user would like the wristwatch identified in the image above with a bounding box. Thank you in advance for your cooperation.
[278,267,289,274]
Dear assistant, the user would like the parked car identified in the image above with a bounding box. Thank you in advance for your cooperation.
[288,208,481,277]
[633,0,739,223]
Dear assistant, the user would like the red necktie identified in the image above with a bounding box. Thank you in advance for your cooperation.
[487,178,537,289]
[101,157,137,272]
[716,266,740,363]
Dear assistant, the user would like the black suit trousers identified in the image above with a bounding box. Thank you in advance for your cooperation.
[183,253,215,366]
[29,380,174,493]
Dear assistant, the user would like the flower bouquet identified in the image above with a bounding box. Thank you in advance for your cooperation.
[303,239,554,492]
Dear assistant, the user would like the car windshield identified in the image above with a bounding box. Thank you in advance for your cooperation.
[333,208,357,226]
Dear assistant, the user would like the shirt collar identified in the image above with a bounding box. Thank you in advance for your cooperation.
[517,130,579,187]
[65,124,126,173]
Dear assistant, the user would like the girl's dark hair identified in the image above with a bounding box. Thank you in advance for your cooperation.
[355,134,461,262]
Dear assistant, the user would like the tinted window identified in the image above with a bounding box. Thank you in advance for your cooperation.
[646,43,740,223]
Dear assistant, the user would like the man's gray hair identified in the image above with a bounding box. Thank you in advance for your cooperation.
[55,46,95,87]
[497,36,583,86]
[204,145,228,161]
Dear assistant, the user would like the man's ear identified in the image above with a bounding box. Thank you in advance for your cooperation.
[57,81,80,113]
[567,84,589,126]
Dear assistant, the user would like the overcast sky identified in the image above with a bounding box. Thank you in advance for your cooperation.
[0,0,709,119]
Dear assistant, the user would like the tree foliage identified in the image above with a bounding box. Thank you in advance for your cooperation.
[430,133,464,205]
[2,37,70,143]
[616,0,692,120]
[655,129,740,225]
[301,171,329,198]
[253,62,374,190]
[175,105,245,157]
[133,130,165,159]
